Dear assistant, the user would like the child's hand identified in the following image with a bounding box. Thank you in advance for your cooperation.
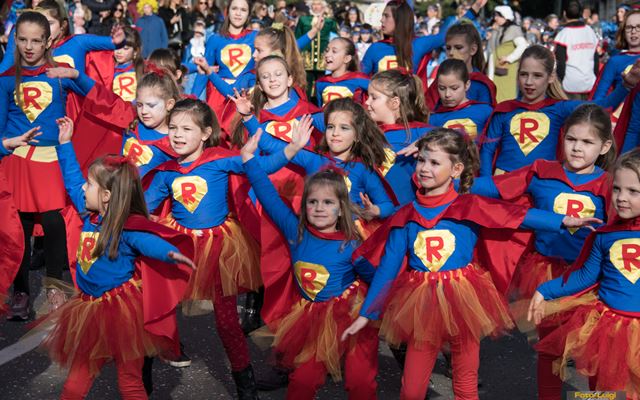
[527,291,547,325]
[359,193,381,221]
[241,129,262,162]
[168,251,196,270]
[193,57,212,75]
[3,127,42,151]
[623,58,640,89]
[228,88,253,117]
[340,316,369,341]
[46,67,80,80]
[309,16,325,36]
[57,116,74,144]
[111,24,125,46]
[284,114,313,160]
[562,216,603,232]
[397,141,419,158]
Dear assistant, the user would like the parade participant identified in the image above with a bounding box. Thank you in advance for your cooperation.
[530,148,640,399]
[241,122,378,399]
[342,128,599,400]
[314,37,369,107]
[1,11,95,319]
[111,26,144,102]
[37,115,194,400]
[143,98,291,399]
[479,45,638,177]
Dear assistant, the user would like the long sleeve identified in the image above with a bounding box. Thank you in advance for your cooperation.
[504,36,529,64]
[0,26,15,74]
[207,71,255,98]
[521,208,564,232]
[360,44,376,75]
[75,34,117,52]
[592,83,630,110]
[311,112,325,132]
[144,173,171,214]
[244,157,298,242]
[555,43,567,82]
[363,170,395,218]
[592,66,615,100]
[623,93,640,153]
[537,236,603,299]
[479,114,503,176]
[56,142,88,213]
[354,256,376,285]
[242,115,261,136]
[470,176,501,198]
[359,227,408,319]
[0,81,9,133]
[216,152,289,175]
[296,32,312,51]
[66,71,96,96]
[124,230,179,264]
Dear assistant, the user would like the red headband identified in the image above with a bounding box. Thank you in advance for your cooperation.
[144,61,166,78]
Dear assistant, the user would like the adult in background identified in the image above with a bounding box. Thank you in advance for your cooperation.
[159,0,191,53]
[488,5,528,102]
[251,1,272,27]
[554,0,599,100]
[136,0,168,58]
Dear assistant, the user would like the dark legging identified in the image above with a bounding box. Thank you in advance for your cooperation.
[13,210,68,295]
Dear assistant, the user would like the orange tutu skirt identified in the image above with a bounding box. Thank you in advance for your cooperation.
[510,251,569,300]
[164,216,261,301]
[380,264,514,349]
[41,280,169,377]
[536,301,640,397]
[272,281,367,381]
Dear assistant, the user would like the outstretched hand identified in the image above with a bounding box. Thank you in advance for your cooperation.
[3,126,42,151]
[527,291,546,325]
[193,57,213,75]
[241,129,263,162]
[397,141,419,158]
[359,193,381,221]
[57,116,74,144]
[623,58,640,90]
[46,67,79,80]
[168,251,196,270]
[340,316,369,341]
[228,88,253,116]
[562,216,603,232]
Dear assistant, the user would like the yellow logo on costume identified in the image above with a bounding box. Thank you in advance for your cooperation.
[293,261,330,300]
[112,71,137,102]
[321,85,354,106]
[14,81,53,123]
[172,176,208,213]
[123,137,153,167]
[553,193,596,234]
[609,238,640,284]
[53,54,75,68]
[221,44,252,77]
[77,231,99,274]
[265,119,299,142]
[378,148,397,176]
[377,55,398,72]
[343,175,352,193]
[413,229,455,271]
[509,112,551,156]
[444,118,478,140]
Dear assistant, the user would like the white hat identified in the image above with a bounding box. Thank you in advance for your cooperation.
[494,5,515,21]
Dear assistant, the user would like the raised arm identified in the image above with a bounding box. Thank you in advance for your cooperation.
[479,114,503,176]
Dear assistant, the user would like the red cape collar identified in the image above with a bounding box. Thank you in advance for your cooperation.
[317,71,370,84]
[52,34,75,49]
[415,184,459,207]
[225,29,253,40]
[154,146,239,174]
[307,224,346,240]
[434,100,482,113]
[495,98,560,113]
[379,121,432,132]
[0,62,71,77]
[259,98,321,123]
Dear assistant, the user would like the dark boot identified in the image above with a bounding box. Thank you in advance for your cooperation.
[232,365,259,400]
[240,288,264,335]
[255,365,289,391]
[142,357,154,395]
[390,343,407,369]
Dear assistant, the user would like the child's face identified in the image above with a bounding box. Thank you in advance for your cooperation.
[136,87,173,130]
[563,122,612,174]
[15,22,50,67]
[612,167,640,219]
[42,10,63,42]
[324,40,351,73]
[437,73,469,108]
[82,172,109,213]
[305,184,340,233]
[365,82,397,124]
[228,0,250,29]
[517,57,553,103]
[625,13,640,49]
[114,45,135,64]
[168,112,211,162]
[360,32,371,42]
[253,36,273,62]
[257,60,292,100]
[380,6,395,36]
[416,145,463,194]
[325,111,356,159]
[445,35,476,65]
[143,4,153,16]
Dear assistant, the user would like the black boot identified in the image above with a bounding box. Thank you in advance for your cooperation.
[255,365,289,391]
[241,288,264,335]
[390,343,407,369]
[232,365,259,400]
[142,357,154,395]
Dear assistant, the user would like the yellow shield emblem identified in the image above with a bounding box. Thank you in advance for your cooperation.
[77,232,100,275]
[123,137,154,167]
[444,118,478,140]
[221,44,252,77]
[321,85,354,106]
[509,112,551,156]
[413,229,456,272]
[113,71,137,102]
[377,55,398,72]
[14,81,53,123]
[609,239,640,284]
[294,261,330,300]
[553,193,596,234]
[172,176,208,213]
[265,119,299,142]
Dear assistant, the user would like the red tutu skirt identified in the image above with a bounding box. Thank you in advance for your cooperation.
[536,301,640,397]
[164,217,261,301]
[41,280,170,377]
[510,251,569,300]
[272,281,368,381]
[380,264,514,349]
[2,146,66,212]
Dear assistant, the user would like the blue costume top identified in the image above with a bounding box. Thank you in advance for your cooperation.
[620,91,640,153]
[121,123,174,178]
[591,51,640,101]
[244,156,374,302]
[467,70,495,105]
[0,65,94,146]
[57,142,178,298]
[144,150,289,230]
[112,62,137,102]
[479,87,629,176]
[429,101,493,141]
[314,72,370,107]
[360,10,476,75]
[538,229,640,312]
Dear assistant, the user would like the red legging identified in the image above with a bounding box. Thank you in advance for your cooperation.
[537,325,563,400]
[401,334,480,400]
[286,326,379,400]
[61,357,146,400]
[213,287,250,372]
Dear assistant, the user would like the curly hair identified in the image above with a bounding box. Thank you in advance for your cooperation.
[137,0,158,15]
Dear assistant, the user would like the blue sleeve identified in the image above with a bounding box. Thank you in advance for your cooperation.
[75,34,117,52]
[353,256,376,285]
[592,62,616,100]
[123,230,179,264]
[0,81,8,132]
[207,72,255,98]
[242,115,261,136]
[537,235,603,299]
[144,173,171,214]
[363,170,395,218]
[190,74,208,97]
[592,84,630,110]
[56,142,88,213]
[359,227,408,319]
[216,152,289,175]
[623,94,640,153]
[360,45,375,75]
[476,85,493,105]
[0,27,15,74]
[315,82,322,106]
[470,176,501,198]
[183,61,197,73]
[521,208,564,232]
[244,157,298,241]
[65,71,95,96]
[0,143,11,157]
[296,32,312,51]
[253,130,324,173]
[479,114,502,176]
[311,112,325,132]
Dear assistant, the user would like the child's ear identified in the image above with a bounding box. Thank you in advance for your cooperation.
[287,74,293,88]
[389,96,401,111]
[451,161,465,179]
[202,126,213,142]
[464,80,471,92]
[102,189,112,204]
[166,98,176,111]
[344,54,352,66]
[470,43,478,57]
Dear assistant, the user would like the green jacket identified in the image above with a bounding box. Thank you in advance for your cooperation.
[295,15,338,71]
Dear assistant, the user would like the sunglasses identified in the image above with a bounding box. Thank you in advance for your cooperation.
[115,8,124,11]
[199,1,207,4]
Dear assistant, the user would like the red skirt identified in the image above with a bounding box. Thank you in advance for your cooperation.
[164,217,261,301]
[272,281,370,381]
[2,146,67,212]
[536,301,640,397]
[41,280,169,377]
[380,264,514,349]
[510,251,569,300]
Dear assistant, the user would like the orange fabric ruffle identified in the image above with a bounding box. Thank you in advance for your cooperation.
[509,251,569,300]
[380,264,514,349]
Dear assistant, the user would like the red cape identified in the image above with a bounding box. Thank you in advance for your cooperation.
[612,83,640,153]
[316,72,369,106]
[0,173,25,313]
[352,194,531,294]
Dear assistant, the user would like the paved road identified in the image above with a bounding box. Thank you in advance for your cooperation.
[0,273,588,399]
